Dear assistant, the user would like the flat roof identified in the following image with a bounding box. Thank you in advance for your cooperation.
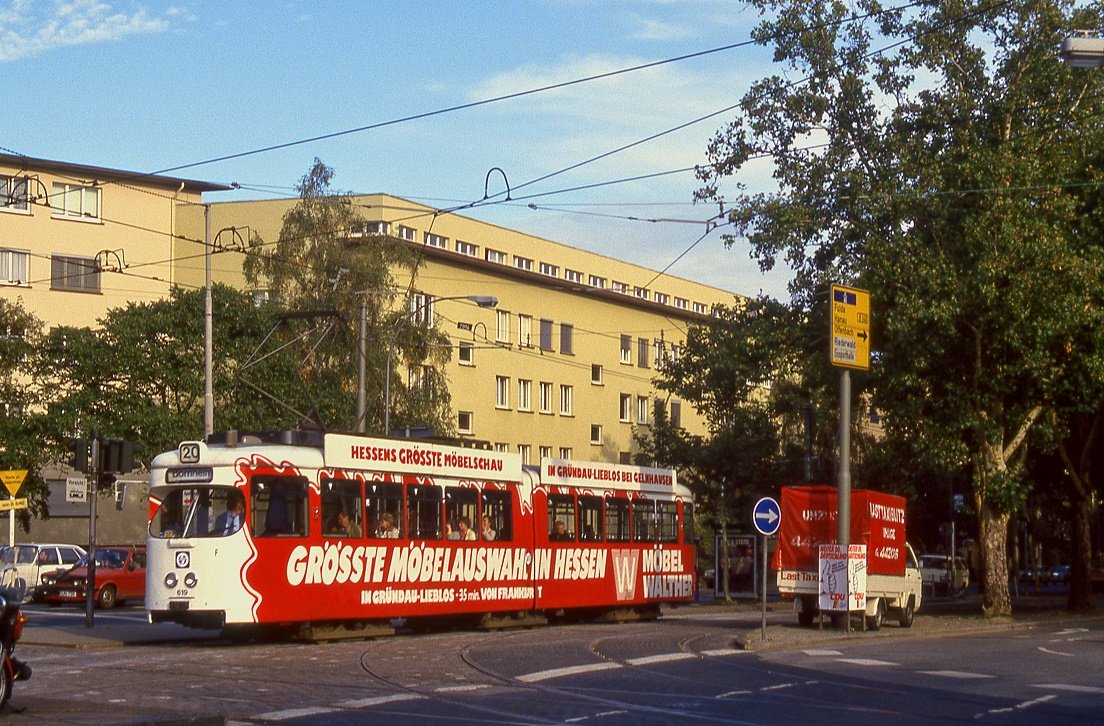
[0,152,233,194]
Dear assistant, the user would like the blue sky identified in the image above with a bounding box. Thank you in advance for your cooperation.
[2,0,792,298]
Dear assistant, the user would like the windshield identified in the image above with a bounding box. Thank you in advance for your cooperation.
[151,487,244,539]
[74,550,129,569]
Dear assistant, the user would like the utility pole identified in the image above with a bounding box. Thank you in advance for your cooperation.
[203,204,214,438]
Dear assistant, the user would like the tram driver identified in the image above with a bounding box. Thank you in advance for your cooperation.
[215,491,245,536]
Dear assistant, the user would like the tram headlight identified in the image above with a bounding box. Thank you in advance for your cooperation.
[164,572,178,588]
[184,572,197,588]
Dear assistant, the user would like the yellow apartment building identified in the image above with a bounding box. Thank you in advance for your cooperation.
[174,194,740,464]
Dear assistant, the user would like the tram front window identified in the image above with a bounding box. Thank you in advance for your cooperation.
[151,487,243,539]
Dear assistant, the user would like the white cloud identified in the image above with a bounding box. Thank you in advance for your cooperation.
[0,0,169,62]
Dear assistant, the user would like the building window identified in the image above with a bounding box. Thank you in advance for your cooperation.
[410,293,434,325]
[564,269,583,284]
[496,310,511,343]
[424,232,448,249]
[619,452,632,465]
[398,225,416,241]
[517,444,531,465]
[693,302,708,315]
[637,396,649,425]
[494,442,509,453]
[495,376,510,409]
[590,424,602,444]
[619,394,631,423]
[486,248,506,264]
[559,385,573,416]
[458,341,474,365]
[637,338,649,368]
[350,220,389,237]
[518,379,532,412]
[620,334,632,364]
[515,256,533,272]
[559,323,573,355]
[559,447,573,459]
[250,289,278,307]
[654,292,669,305]
[456,240,478,256]
[653,340,665,369]
[51,254,100,292]
[589,275,606,289]
[539,262,558,278]
[539,318,553,351]
[670,401,682,428]
[458,411,473,434]
[539,382,553,414]
[51,182,100,221]
[518,314,532,348]
[539,446,552,460]
[591,364,603,385]
[669,344,682,364]
[1,176,29,212]
[612,281,628,294]
[674,297,689,310]
[634,286,649,300]
[0,249,29,285]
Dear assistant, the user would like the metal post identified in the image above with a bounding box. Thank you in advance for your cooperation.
[356,297,367,433]
[85,434,99,628]
[837,369,851,629]
[203,204,214,438]
[760,534,768,640]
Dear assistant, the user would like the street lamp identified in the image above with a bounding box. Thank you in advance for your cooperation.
[383,294,498,435]
[1061,31,1104,68]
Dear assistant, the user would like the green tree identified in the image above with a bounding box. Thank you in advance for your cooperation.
[243,159,453,434]
[697,0,1104,615]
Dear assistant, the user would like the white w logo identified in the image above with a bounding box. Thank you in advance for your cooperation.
[610,549,639,601]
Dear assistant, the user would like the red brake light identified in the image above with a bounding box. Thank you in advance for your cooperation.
[12,614,26,641]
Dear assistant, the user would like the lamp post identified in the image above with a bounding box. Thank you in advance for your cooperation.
[383,294,497,435]
[354,290,403,434]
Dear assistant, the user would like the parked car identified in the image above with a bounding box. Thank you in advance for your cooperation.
[0,543,87,601]
[919,554,969,594]
[38,546,146,609]
[1049,564,1071,584]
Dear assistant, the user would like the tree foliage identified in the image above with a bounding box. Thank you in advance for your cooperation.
[697,0,1104,615]
[243,159,454,434]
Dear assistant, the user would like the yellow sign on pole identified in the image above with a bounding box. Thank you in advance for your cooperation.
[0,498,28,512]
[0,470,27,498]
[830,284,870,370]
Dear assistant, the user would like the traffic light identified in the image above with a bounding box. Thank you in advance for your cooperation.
[99,439,137,474]
[67,437,89,473]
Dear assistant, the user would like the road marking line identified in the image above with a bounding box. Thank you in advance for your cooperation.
[983,694,1055,716]
[1054,628,1088,636]
[701,648,746,657]
[1038,647,1074,657]
[435,684,491,693]
[517,662,621,683]
[919,670,993,679]
[1034,683,1104,694]
[837,658,898,667]
[254,706,337,720]
[626,652,697,666]
[717,690,752,698]
[803,649,842,656]
[761,682,798,691]
[338,694,426,708]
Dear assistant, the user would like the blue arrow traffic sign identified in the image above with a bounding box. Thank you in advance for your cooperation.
[752,496,781,536]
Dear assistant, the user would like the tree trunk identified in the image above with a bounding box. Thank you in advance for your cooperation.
[1068,493,1094,612]
[980,503,1011,617]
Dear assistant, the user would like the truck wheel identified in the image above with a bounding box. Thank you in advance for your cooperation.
[898,596,915,628]
[865,599,884,631]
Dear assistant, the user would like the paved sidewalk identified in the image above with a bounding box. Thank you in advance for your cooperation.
[21,619,219,649]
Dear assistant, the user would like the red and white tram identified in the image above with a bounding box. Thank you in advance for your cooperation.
[145,431,696,636]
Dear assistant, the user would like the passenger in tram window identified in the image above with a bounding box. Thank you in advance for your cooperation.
[445,521,459,540]
[550,520,571,541]
[336,511,362,538]
[377,512,400,539]
[215,490,245,536]
[457,516,477,541]
[481,516,496,541]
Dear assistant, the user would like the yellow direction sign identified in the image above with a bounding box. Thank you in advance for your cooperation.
[0,498,28,511]
[830,284,870,370]
[0,470,27,497]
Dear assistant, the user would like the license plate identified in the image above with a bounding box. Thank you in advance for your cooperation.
[60,590,79,598]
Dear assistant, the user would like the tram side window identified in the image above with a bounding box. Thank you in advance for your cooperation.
[406,484,443,539]
[366,482,403,539]
[481,490,513,541]
[632,497,657,542]
[578,496,604,542]
[682,502,695,544]
[445,486,478,540]
[152,487,241,539]
[656,501,678,542]
[605,497,631,542]
[321,478,364,538]
[251,476,309,537]
[548,493,576,542]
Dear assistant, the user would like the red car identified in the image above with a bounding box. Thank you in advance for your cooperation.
[39,546,146,609]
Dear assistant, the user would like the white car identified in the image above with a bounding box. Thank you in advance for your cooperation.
[0,543,87,600]
[919,554,969,594]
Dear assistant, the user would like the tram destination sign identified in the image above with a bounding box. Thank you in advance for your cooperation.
[830,284,870,370]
